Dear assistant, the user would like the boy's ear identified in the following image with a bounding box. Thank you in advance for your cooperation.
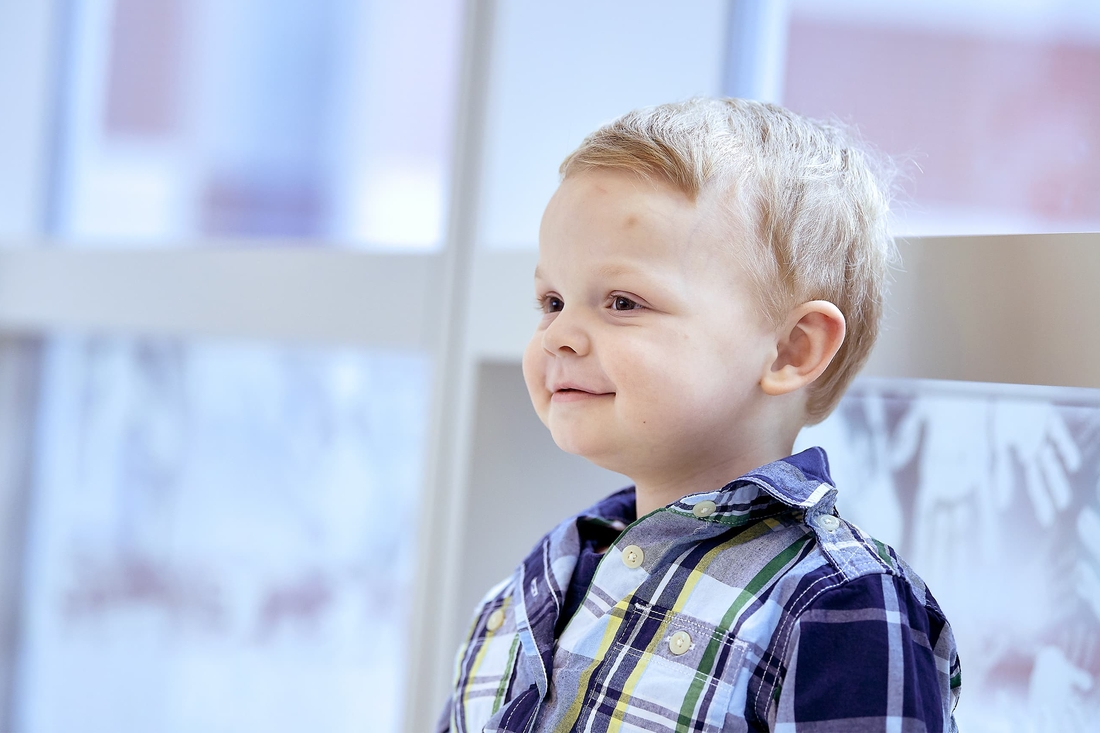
[760,301,846,397]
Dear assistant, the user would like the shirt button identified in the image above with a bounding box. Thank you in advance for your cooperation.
[815,514,840,531]
[669,630,692,655]
[692,500,716,518]
[622,545,645,569]
[487,608,505,632]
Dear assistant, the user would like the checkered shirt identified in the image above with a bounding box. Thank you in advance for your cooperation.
[438,447,961,732]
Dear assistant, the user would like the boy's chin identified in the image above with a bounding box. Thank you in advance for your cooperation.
[549,429,635,475]
[548,428,595,458]
[550,427,608,460]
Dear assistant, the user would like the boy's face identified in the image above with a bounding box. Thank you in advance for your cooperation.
[522,169,780,485]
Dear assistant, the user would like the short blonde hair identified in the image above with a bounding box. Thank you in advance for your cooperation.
[559,98,897,423]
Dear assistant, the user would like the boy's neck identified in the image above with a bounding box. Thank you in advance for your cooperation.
[631,438,796,517]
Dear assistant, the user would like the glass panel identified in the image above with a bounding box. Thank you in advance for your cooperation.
[51,0,462,248]
[479,0,728,250]
[14,337,430,732]
[796,378,1100,731]
[781,1,1100,236]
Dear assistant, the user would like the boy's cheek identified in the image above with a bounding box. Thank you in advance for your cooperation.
[521,341,550,416]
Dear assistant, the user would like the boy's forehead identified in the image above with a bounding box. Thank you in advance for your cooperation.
[538,170,746,278]
[546,170,693,222]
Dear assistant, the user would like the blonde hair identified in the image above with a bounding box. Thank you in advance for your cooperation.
[559,98,897,423]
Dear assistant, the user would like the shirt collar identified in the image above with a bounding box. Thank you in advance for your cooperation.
[576,447,836,526]
[576,485,636,531]
[731,445,835,506]
[576,442,831,517]
[665,447,837,524]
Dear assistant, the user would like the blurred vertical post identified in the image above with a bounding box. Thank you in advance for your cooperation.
[0,0,61,728]
[0,0,61,238]
[403,1,497,731]
[723,0,789,103]
[0,343,42,732]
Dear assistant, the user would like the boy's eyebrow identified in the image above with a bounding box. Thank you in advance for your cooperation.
[593,262,642,278]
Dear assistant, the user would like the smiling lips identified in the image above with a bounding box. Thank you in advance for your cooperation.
[550,384,614,402]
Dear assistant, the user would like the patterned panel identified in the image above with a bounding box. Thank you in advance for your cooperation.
[797,378,1100,731]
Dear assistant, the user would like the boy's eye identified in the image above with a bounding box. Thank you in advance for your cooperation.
[539,295,564,313]
[611,295,641,311]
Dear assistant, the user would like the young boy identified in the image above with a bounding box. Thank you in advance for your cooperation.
[438,98,961,732]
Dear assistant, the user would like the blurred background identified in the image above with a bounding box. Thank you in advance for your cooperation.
[0,1,1098,731]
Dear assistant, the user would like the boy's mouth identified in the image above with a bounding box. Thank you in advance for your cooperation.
[551,385,613,402]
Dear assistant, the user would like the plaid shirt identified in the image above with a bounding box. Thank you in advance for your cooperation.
[439,448,961,732]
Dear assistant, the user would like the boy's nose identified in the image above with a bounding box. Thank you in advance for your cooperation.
[542,311,591,356]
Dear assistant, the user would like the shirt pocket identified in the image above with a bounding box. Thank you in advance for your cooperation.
[576,600,748,733]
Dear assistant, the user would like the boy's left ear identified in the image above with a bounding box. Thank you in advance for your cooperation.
[760,301,846,396]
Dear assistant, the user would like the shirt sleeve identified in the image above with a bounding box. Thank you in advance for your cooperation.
[771,572,961,732]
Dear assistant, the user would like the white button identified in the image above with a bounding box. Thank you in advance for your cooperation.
[815,514,840,531]
[487,608,504,632]
[622,545,644,569]
[669,630,692,655]
[692,500,717,518]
